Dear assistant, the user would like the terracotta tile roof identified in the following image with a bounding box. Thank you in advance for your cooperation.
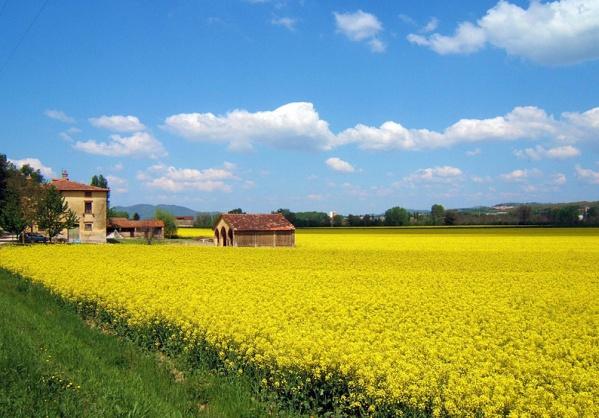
[219,213,295,231]
[51,178,109,192]
[175,216,194,220]
[109,218,164,228]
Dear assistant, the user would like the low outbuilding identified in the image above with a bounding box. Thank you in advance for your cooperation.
[175,216,194,228]
[214,214,295,247]
[107,218,165,239]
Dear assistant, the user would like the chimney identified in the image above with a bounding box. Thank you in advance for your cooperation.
[61,169,69,180]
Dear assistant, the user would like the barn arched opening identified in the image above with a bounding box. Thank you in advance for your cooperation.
[221,226,228,246]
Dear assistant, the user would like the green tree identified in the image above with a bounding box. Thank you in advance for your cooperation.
[90,174,108,188]
[0,154,8,211]
[515,205,532,225]
[346,214,362,226]
[228,208,244,214]
[0,158,45,240]
[36,186,72,242]
[444,210,459,225]
[384,207,409,226]
[133,212,140,221]
[19,164,45,183]
[332,214,344,227]
[91,174,110,217]
[431,204,445,225]
[274,209,296,225]
[155,209,177,238]
[194,213,216,228]
[63,209,79,242]
[108,208,129,218]
[0,188,28,241]
[586,206,599,225]
[556,206,579,225]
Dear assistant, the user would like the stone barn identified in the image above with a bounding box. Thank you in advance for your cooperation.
[214,214,295,247]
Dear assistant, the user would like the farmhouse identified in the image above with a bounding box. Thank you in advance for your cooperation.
[107,218,165,239]
[50,171,108,243]
[214,213,295,247]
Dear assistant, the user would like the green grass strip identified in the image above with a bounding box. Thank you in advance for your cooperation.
[0,268,298,418]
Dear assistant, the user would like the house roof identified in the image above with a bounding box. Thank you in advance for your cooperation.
[218,213,295,231]
[175,216,194,220]
[109,218,164,228]
[51,178,109,192]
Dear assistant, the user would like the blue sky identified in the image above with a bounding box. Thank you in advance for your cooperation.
[1,0,599,213]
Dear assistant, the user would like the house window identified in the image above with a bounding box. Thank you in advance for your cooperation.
[84,201,92,214]
[84,191,92,198]
[84,223,93,231]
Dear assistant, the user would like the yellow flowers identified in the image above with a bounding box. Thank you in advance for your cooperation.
[175,228,213,238]
[1,228,598,416]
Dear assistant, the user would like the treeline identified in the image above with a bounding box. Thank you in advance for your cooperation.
[269,203,599,227]
[0,155,78,242]
[271,207,427,227]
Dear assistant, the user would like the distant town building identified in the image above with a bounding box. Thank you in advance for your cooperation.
[175,215,194,228]
[50,171,108,243]
[214,213,295,247]
[107,218,165,239]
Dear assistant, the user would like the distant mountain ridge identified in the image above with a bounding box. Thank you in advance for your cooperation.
[112,204,207,219]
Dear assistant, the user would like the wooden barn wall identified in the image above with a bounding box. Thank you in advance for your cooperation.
[234,231,295,247]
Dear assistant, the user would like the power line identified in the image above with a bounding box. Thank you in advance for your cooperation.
[0,0,50,77]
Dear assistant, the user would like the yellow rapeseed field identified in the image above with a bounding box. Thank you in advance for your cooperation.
[1,228,598,416]
[175,227,213,238]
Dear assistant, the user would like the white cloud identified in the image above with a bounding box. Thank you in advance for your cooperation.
[59,127,81,142]
[242,180,256,189]
[89,115,146,132]
[307,194,323,201]
[74,132,166,159]
[398,14,416,26]
[338,106,557,150]
[575,165,599,184]
[138,163,236,192]
[325,157,355,173]
[106,175,128,193]
[466,148,481,157]
[164,102,599,153]
[403,166,463,184]
[551,172,567,186]
[500,168,542,182]
[408,21,486,54]
[271,16,296,30]
[45,109,75,124]
[472,175,492,184]
[334,10,385,53]
[9,157,55,178]
[163,102,337,151]
[408,0,599,65]
[421,17,439,33]
[514,145,580,160]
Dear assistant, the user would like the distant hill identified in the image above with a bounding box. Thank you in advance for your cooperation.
[112,204,204,219]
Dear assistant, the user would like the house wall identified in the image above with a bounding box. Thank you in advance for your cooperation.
[59,190,107,243]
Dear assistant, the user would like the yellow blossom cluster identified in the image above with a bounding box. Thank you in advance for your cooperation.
[1,228,598,416]
[175,228,213,238]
